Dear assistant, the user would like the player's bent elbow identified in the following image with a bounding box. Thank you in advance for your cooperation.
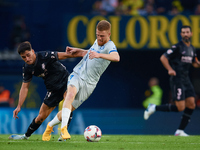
[114,56,120,62]
[160,55,165,62]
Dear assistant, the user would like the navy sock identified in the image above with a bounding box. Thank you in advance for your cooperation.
[25,118,41,137]
[67,112,73,128]
[156,104,179,112]
[178,107,194,130]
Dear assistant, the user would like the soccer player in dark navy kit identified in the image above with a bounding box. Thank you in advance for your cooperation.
[9,41,76,140]
[144,26,200,136]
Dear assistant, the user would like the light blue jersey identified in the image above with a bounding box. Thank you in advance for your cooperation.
[73,39,117,84]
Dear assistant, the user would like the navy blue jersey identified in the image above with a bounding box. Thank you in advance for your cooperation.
[22,51,69,91]
[163,41,197,80]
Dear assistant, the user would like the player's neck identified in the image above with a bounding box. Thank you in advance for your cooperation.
[182,40,190,47]
[32,53,37,64]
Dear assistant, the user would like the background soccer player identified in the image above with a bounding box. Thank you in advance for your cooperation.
[9,41,78,140]
[42,20,120,141]
[144,26,200,136]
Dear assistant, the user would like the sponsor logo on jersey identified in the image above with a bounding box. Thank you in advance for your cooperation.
[99,46,105,50]
[181,51,186,54]
[181,56,193,63]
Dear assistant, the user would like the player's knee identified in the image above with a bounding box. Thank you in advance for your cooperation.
[35,115,45,124]
[187,103,196,109]
[66,92,76,102]
[177,106,185,112]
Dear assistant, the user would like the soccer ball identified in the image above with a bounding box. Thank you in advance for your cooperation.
[84,125,102,142]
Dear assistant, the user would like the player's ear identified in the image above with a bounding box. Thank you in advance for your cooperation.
[31,49,35,53]
[108,32,111,37]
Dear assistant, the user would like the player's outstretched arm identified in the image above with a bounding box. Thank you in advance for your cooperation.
[89,51,120,62]
[58,46,88,60]
[13,82,30,119]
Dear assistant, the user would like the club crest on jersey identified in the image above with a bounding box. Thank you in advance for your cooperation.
[42,63,45,70]
[91,48,100,53]
[172,45,176,48]
[191,51,193,56]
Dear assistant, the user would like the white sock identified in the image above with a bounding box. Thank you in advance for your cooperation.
[49,115,61,127]
[152,104,156,112]
[61,108,71,128]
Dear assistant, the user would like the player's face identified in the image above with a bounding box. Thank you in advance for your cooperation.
[181,28,192,43]
[96,29,111,46]
[20,49,36,65]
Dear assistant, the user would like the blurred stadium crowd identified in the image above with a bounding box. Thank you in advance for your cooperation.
[0,0,200,60]
[91,0,200,16]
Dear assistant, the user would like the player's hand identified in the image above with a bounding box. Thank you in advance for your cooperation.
[195,57,200,67]
[66,46,73,54]
[168,69,176,76]
[89,50,99,59]
[13,106,21,119]
[66,46,78,54]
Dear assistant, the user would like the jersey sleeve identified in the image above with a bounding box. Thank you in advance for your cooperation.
[163,44,179,59]
[108,41,118,54]
[22,65,32,83]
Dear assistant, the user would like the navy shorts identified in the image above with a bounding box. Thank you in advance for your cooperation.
[170,77,195,101]
[43,84,67,107]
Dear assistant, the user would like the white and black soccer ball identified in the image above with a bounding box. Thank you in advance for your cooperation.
[84,125,102,142]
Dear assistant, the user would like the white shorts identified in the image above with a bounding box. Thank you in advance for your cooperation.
[67,72,96,109]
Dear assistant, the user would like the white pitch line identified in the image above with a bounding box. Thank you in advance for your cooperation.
[1,141,200,144]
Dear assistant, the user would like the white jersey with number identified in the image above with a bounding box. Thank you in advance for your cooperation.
[73,39,117,84]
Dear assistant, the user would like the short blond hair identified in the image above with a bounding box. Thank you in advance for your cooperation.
[97,20,111,32]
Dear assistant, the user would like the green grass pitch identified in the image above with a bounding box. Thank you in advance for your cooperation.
[0,134,200,150]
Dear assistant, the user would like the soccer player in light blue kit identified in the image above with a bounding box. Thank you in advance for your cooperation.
[42,20,120,141]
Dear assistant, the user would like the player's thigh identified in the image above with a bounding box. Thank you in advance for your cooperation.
[66,85,77,101]
[184,81,196,109]
[39,103,55,117]
[66,73,80,104]
[44,84,67,107]
[185,82,196,100]
[170,81,185,101]
[35,103,55,123]
[72,81,96,109]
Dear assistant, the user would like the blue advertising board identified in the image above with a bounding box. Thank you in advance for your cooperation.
[1,108,200,135]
